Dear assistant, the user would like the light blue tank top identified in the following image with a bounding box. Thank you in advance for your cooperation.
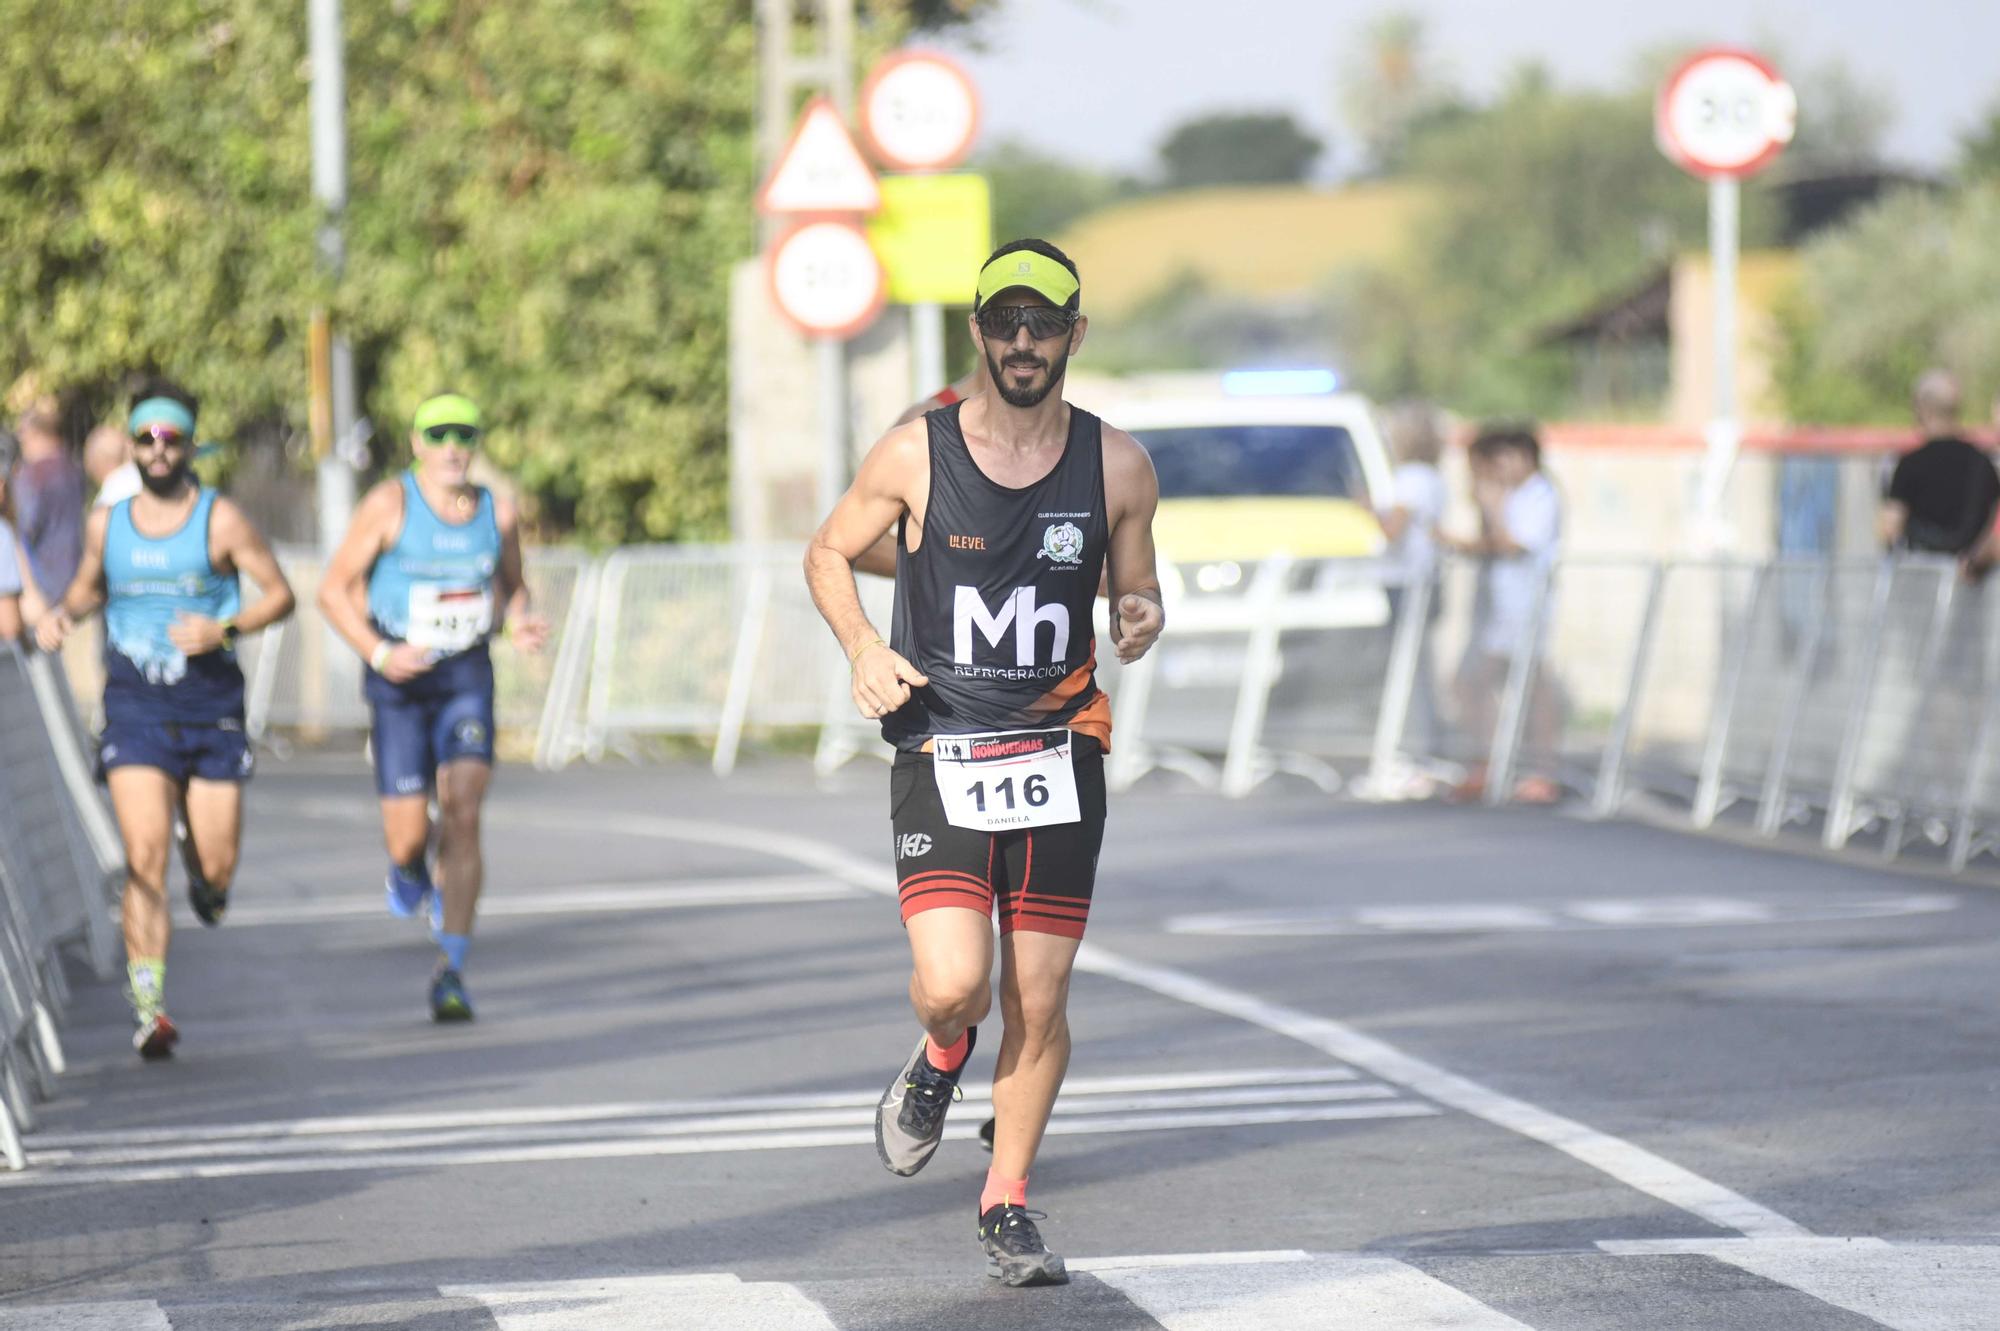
[366,473,501,656]
[102,488,244,722]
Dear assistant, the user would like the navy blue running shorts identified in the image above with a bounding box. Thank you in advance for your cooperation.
[98,718,255,785]
[369,687,496,798]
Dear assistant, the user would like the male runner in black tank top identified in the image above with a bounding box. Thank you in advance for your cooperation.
[806,239,1164,1286]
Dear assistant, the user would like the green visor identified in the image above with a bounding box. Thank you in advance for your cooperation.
[413,393,481,435]
[975,251,1079,311]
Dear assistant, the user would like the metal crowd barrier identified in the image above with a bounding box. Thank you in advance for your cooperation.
[0,640,126,1169]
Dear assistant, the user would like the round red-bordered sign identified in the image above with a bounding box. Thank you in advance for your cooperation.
[1656,48,1796,180]
[860,50,981,173]
[767,218,886,340]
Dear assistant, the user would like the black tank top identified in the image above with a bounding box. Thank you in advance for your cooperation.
[883,402,1111,751]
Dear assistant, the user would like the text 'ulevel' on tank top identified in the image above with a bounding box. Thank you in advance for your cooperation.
[884,401,1111,752]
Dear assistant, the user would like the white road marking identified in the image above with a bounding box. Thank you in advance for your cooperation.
[0,1304,170,1330]
[1088,1252,1535,1330]
[29,1084,1409,1168]
[218,875,857,925]
[476,807,1815,1240]
[1167,892,1960,937]
[25,1066,1361,1149]
[1077,944,1810,1239]
[1599,1237,2000,1330]
[443,1274,837,1331]
[1071,1249,1313,1271]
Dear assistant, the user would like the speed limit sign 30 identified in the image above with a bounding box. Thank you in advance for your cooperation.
[1656,48,1797,179]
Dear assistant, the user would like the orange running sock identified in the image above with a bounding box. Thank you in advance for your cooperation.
[924,1030,969,1073]
[981,1167,1029,1213]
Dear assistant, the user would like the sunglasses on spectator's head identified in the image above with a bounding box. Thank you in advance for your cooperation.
[132,427,189,450]
[421,424,481,446]
[975,304,1078,341]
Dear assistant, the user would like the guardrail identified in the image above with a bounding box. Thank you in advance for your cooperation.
[0,641,126,1169]
[197,540,2000,878]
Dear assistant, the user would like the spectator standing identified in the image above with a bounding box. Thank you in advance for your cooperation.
[87,424,143,510]
[11,391,86,598]
[1444,424,1564,805]
[1879,369,2000,571]
[1374,402,1449,780]
[1,434,48,641]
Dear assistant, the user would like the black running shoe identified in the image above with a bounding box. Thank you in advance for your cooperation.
[979,1115,996,1152]
[874,1026,975,1176]
[178,816,227,926]
[979,1202,1067,1287]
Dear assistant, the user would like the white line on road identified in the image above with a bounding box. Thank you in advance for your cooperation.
[29,1083,1404,1167]
[1088,1252,1536,1330]
[1598,1237,2000,1330]
[217,875,858,925]
[24,1066,1361,1149]
[442,1274,838,1331]
[0,1101,1437,1187]
[489,808,1814,1241]
[0,1304,169,1331]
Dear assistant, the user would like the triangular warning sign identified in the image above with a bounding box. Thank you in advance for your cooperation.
[757,97,882,216]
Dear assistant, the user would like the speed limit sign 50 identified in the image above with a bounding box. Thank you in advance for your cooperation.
[1657,48,1796,179]
[768,219,886,340]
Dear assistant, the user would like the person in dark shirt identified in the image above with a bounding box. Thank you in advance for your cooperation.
[11,393,86,596]
[1879,369,2000,567]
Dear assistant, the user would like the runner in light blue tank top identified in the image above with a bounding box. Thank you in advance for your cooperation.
[319,392,550,1023]
[37,381,296,1059]
[102,488,243,718]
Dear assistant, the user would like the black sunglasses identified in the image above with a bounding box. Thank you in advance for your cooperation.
[976,305,1078,341]
[422,424,481,446]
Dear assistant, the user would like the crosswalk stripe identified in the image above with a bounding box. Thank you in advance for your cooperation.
[1086,1252,1536,1329]
[442,1274,838,1331]
[0,1303,169,1330]
[1600,1237,2000,1331]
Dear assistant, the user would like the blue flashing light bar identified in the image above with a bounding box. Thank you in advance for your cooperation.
[1221,369,1340,397]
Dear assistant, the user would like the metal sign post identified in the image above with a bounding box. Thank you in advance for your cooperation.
[1656,48,1796,549]
[860,52,981,400]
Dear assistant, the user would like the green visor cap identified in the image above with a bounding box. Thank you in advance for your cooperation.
[975,251,1080,310]
[413,393,481,435]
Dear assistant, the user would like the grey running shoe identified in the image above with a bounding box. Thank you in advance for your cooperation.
[133,1011,179,1061]
[980,1203,1068,1287]
[874,1026,975,1176]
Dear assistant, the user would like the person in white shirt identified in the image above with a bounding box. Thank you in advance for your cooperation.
[86,424,143,510]
[1444,424,1564,804]
[1375,402,1449,772]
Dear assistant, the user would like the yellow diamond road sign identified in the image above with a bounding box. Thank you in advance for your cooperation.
[865,174,992,306]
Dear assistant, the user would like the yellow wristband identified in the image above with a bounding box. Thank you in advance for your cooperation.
[848,636,885,666]
[370,640,394,672]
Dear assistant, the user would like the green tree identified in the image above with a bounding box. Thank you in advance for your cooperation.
[1773,183,2000,423]
[0,0,976,545]
[1961,100,2000,181]
[1337,12,1466,175]
[1157,112,1324,189]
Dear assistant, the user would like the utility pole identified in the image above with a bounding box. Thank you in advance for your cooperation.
[757,0,857,515]
[309,0,358,558]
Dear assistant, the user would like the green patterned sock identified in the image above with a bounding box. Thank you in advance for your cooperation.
[127,958,165,1020]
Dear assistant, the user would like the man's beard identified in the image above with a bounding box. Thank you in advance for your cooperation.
[985,343,1070,409]
[139,461,192,496]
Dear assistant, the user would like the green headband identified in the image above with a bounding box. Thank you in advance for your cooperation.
[413,393,481,434]
[129,397,195,435]
[975,251,1080,310]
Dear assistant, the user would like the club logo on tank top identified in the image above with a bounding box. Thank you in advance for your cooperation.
[1036,513,1090,566]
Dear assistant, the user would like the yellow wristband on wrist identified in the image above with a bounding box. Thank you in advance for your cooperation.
[848,636,885,666]
[370,640,394,672]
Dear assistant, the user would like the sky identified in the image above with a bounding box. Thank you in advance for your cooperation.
[934,0,2000,178]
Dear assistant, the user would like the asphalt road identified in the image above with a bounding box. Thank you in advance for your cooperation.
[1,753,1996,1329]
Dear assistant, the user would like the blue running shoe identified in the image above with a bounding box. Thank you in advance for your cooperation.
[430,963,474,1022]
[385,861,433,919]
